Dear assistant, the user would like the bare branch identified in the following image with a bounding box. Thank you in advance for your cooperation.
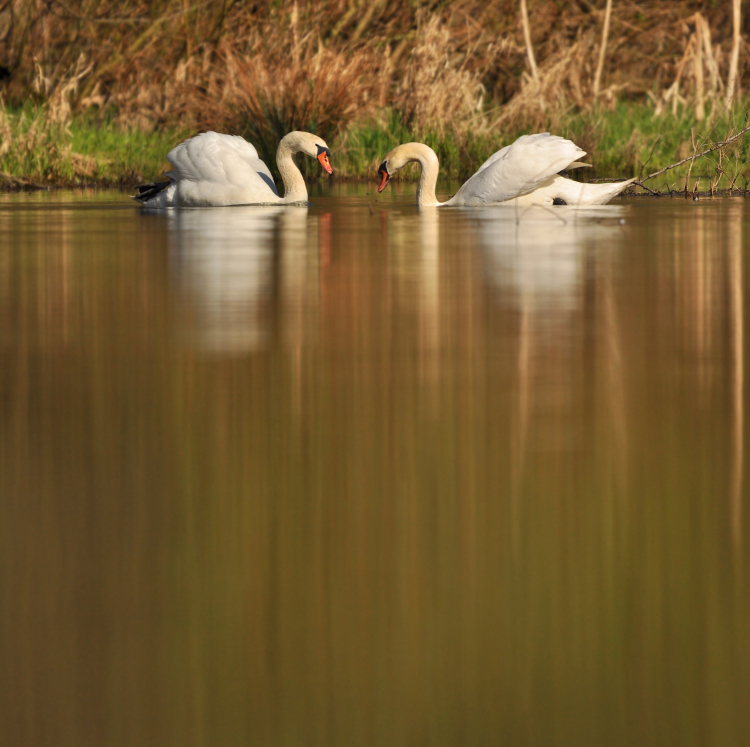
[642,123,750,183]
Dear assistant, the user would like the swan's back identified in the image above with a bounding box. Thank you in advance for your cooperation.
[451,134,587,206]
[167,132,278,195]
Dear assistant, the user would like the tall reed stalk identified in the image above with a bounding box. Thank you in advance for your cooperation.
[726,0,742,108]
[593,0,613,98]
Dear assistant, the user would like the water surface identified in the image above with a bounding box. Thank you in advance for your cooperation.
[1,186,748,746]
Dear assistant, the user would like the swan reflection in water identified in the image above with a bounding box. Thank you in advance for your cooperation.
[474,204,629,316]
[473,205,631,497]
[168,206,320,354]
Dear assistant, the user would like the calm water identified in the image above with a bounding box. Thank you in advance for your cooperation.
[1,185,749,746]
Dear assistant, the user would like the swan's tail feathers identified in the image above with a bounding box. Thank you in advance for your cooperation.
[577,177,636,204]
[554,175,636,205]
[567,161,592,170]
[513,176,636,207]
[133,180,171,204]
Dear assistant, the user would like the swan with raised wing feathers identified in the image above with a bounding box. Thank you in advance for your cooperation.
[135,131,333,208]
[377,134,634,207]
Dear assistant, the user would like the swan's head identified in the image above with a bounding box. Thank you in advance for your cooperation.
[377,159,392,192]
[280,131,333,174]
[315,144,333,175]
[377,143,436,192]
[377,146,405,192]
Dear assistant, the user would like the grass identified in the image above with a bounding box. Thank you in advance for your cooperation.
[2,100,750,193]
[0,105,182,187]
[555,102,749,179]
[68,116,182,183]
[342,102,750,190]
[2,1,749,192]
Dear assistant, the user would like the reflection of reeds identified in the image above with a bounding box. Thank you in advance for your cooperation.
[728,210,744,553]
[4,177,750,746]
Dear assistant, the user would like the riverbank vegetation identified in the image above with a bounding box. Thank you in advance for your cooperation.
[1,0,749,190]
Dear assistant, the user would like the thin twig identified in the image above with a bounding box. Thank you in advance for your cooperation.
[684,127,698,197]
[633,180,659,196]
[638,135,662,180]
[712,148,724,194]
[642,123,750,183]
[518,204,567,225]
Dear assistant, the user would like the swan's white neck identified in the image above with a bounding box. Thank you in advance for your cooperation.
[276,133,310,203]
[390,143,443,207]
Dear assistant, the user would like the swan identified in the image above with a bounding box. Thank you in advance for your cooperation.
[134,131,333,208]
[376,134,634,207]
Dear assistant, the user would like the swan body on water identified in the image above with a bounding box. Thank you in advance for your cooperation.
[135,131,333,208]
[377,134,634,207]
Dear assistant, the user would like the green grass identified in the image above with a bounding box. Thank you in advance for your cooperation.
[334,110,504,181]
[0,105,183,187]
[551,101,750,189]
[2,101,750,192]
[335,102,750,189]
[68,117,184,184]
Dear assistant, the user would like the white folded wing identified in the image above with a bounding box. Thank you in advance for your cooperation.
[447,133,587,206]
[166,132,280,205]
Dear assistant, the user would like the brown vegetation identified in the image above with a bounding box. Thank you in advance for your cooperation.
[0,1,749,182]
[2,2,747,127]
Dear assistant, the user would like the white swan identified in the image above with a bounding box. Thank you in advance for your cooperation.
[135,131,333,208]
[377,134,634,207]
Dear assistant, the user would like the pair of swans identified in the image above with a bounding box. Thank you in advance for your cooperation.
[135,130,633,208]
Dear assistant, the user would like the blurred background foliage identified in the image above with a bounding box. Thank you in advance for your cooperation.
[0,0,748,184]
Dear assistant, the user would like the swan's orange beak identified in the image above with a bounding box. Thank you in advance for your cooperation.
[317,151,333,175]
[377,162,390,193]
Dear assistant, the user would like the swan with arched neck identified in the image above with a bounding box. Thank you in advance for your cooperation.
[135,131,333,208]
[377,134,633,207]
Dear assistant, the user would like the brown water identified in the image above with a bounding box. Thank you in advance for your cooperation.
[1,186,748,747]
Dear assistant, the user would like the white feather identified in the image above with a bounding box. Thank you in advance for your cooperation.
[449,134,587,205]
[164,132,278,206]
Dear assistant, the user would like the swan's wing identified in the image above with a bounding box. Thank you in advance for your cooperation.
[450,134,587,205]
[473,141,591,177]
[472,143,512,176]
[215,134,278,194]
[166,132,278,196]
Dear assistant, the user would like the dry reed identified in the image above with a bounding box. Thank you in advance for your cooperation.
[397,14,496,135]
[1,1,745,130]
[0,0,748,185]
[216,41,378,169]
